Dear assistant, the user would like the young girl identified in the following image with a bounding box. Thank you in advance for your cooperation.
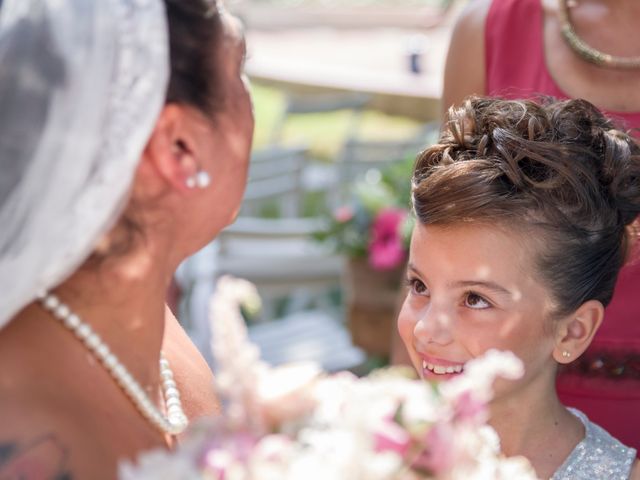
[398,97,639,479]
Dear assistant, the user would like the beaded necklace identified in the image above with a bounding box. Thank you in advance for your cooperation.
[558,0,640,70]
[39,292,189,435]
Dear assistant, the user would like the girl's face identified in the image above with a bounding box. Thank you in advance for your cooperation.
[398,222,560,400]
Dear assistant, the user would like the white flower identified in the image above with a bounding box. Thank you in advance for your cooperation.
[439,349,524,405]
[493,455,539,480]
[121,278,540,480]
[257,361,322,428]
[119,448,202,480]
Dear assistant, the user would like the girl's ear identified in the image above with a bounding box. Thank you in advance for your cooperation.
[552,300,604,364]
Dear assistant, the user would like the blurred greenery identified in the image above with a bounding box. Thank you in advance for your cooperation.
[250,83,424,161]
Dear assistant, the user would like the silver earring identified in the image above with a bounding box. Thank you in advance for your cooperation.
[186,170,211,189]
[562,351,571,358]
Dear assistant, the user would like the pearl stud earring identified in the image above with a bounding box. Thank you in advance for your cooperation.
[562,351,571,358]
[186,170,211,189]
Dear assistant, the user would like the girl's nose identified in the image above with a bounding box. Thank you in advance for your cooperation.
[413,303,454,346]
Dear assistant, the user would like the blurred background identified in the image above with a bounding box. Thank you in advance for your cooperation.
[175,0,466,374]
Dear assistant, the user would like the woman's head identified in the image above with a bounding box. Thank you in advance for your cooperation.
[398,97,640,398]
[105,0,254,262]
[95,1,254,268]
[0,0,253,325]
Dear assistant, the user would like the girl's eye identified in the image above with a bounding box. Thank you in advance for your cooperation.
[406,278,429,296]
[464,292,491,309]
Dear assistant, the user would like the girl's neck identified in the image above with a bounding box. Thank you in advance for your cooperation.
[489,378,584,478]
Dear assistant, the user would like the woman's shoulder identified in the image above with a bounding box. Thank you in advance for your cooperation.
[163,307,220,420]
[0,395,120,479]
[441,0,492,116]
[0,339,168,479]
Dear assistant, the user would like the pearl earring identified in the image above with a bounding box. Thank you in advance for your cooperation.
[186,170,211,189]
[562,351,571,358]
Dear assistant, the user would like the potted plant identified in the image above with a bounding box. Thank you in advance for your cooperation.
[315,158,414,357]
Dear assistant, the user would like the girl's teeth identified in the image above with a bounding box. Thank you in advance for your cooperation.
[422,360,463,375]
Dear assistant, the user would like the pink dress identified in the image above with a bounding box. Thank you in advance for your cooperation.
[485,0,640,451]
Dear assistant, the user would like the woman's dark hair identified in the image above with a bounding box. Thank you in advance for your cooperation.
[412,97,640,316]
[164,0,224,115]
[92,1,226,263]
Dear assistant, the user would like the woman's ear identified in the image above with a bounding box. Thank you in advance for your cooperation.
[140,104,201,193]
[553,300,604,364]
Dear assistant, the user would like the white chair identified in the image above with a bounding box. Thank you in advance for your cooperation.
[248,309,366,373]
[215,216,344,320]
[267,93,373,195]
[177,145,363,370]
[242,145,308,218]
[334,122,439,204]
[214,216,365,372]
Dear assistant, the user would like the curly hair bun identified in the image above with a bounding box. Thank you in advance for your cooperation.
[412,96,640,315]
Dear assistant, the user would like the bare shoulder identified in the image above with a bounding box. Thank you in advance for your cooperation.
[441,0,493,118]
[0,432,73,480]
[631,459,640,480]
[163,306,220,420]
[452,0,493,32]
[0,402,114,480]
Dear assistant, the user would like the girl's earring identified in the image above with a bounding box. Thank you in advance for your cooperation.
[186,170,211,189]
[562,350,571,359]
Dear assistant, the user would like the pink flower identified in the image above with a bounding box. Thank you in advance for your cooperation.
[333,205,355,223]
[201,431,258,477]
[368,208,407,271]
[412,423,456,475]
[373,419,411,457]
[453,390,488,425]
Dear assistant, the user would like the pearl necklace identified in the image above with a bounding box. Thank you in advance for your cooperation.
[39,292,189,436]
[558,0,640,70]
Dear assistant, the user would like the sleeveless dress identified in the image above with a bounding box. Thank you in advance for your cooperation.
[485,0,640,452]
[552,409,636,480]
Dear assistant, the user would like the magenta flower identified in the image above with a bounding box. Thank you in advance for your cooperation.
[368,208,407,271]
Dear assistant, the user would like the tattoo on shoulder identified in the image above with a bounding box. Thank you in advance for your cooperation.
[0,434,72,480]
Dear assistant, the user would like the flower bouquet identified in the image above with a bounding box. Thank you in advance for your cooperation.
[120,277,539,480]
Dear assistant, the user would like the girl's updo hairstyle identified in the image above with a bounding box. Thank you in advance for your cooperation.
[412,97,640,317]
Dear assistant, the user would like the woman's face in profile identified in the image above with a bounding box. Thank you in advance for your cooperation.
[186,10,255,241]
[397,222,560,400]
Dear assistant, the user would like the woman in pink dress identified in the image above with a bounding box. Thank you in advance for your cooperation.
[441,0,640,450]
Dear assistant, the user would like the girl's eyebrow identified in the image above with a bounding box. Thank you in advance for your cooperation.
[407,263,512,296]
[451,280,512,296]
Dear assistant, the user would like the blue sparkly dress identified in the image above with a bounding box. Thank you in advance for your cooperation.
[551,409,637,480]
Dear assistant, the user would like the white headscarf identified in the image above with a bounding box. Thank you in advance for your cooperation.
[0,0,169,327]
